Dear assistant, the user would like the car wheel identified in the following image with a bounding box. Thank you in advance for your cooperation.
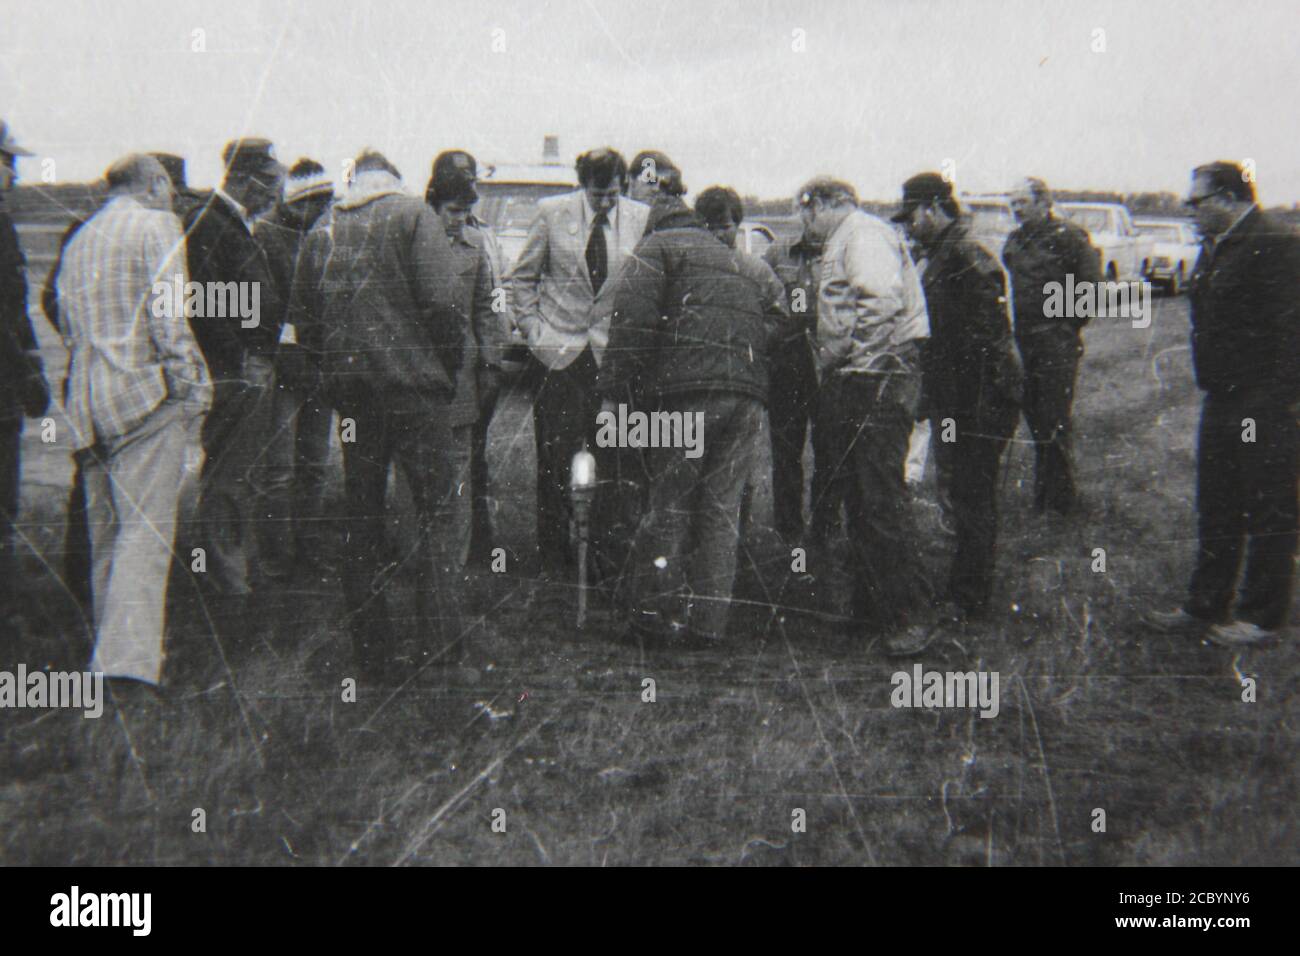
[1168,267,1181,296]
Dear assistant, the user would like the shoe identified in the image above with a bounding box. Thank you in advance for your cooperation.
[884,621,941,657]
[1141,607,1211,636]
[1207,621,1280,648]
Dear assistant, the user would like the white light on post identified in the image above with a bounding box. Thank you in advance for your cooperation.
[570,447,597,628]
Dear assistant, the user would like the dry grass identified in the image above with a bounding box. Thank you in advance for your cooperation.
[1,294,1296,866]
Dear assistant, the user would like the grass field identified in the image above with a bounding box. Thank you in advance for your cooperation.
[1,292,1296,866]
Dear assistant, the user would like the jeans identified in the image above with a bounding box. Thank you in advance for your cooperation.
[769,344,819,541]
[621,393,764,640]
[817,370,934,629]
[337,393,463,664]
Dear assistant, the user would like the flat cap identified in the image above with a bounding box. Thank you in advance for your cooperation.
[222,137,280,176]
[892,172,953,222]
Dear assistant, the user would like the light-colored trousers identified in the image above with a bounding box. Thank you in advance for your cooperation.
[86,400,200,684]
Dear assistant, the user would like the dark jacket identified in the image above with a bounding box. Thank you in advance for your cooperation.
[918,217,1022,422]
[291,169,464,411]
[256,197,332,391]
[599,198,787,405]
[1189,206,1300,403]
[0,198,48,422]
[762,233,821,374]
[41,215,86,337]
[183,192,282,379]
[1003,213,1101,333]
[441,228,509,427]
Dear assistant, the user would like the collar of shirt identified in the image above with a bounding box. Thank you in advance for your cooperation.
[214,187,254,231]
[1215,203,1256,243]
[103,193,145,215]
[582,194,616,234]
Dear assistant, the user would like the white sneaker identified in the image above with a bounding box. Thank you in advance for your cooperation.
[1207,621,1280,647]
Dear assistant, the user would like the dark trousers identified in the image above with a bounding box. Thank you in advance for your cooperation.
[258,380,333,574]
[293,390,334,552]
[469,379,502,562]
[817,370,933,628]
[809,397,845,541]
[64,455,93,613]
[622,394,764,640]
[1186,394,1297,630]
[931,405,1017,614]
[1017,325,1082,513]
[0,421,20,619]
[337,394,462,662]
[195,357,277,596]
[531,348,628,577]
[769,344,819,541]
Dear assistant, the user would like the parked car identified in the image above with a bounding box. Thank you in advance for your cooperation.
[1134,218,1200,295]
[475,161,577,270]
[1056,201,1152,282]
[963,195,1016,255]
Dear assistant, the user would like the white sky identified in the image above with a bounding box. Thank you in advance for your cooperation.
[2,0,1297,204]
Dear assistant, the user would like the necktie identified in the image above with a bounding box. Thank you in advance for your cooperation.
[586,211,609,294]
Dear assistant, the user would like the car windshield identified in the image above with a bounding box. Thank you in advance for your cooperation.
[476,183,573,233]
[1060,207,1114,234]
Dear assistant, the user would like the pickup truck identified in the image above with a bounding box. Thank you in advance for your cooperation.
[1056,201,1152,282]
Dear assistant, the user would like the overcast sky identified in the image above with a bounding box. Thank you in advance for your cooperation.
[2,0,1296,204]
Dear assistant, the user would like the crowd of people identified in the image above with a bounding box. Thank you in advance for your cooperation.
[0,116,1294,691]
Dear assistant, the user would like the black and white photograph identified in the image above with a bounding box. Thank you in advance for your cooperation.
[0,0,1295,911]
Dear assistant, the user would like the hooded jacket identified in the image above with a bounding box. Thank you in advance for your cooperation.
[598,198,788,405]
[291,169,465,411]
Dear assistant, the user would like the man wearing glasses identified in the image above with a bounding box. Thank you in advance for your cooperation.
[1145,162,1299,647]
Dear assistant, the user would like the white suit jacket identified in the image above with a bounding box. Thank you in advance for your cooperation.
[506,190,649,370]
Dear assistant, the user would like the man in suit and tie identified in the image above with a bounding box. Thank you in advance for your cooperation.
[507,148,650,591]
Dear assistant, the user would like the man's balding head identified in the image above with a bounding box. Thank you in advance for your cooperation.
[1010,176,1053,226]
[104,154,174,210]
